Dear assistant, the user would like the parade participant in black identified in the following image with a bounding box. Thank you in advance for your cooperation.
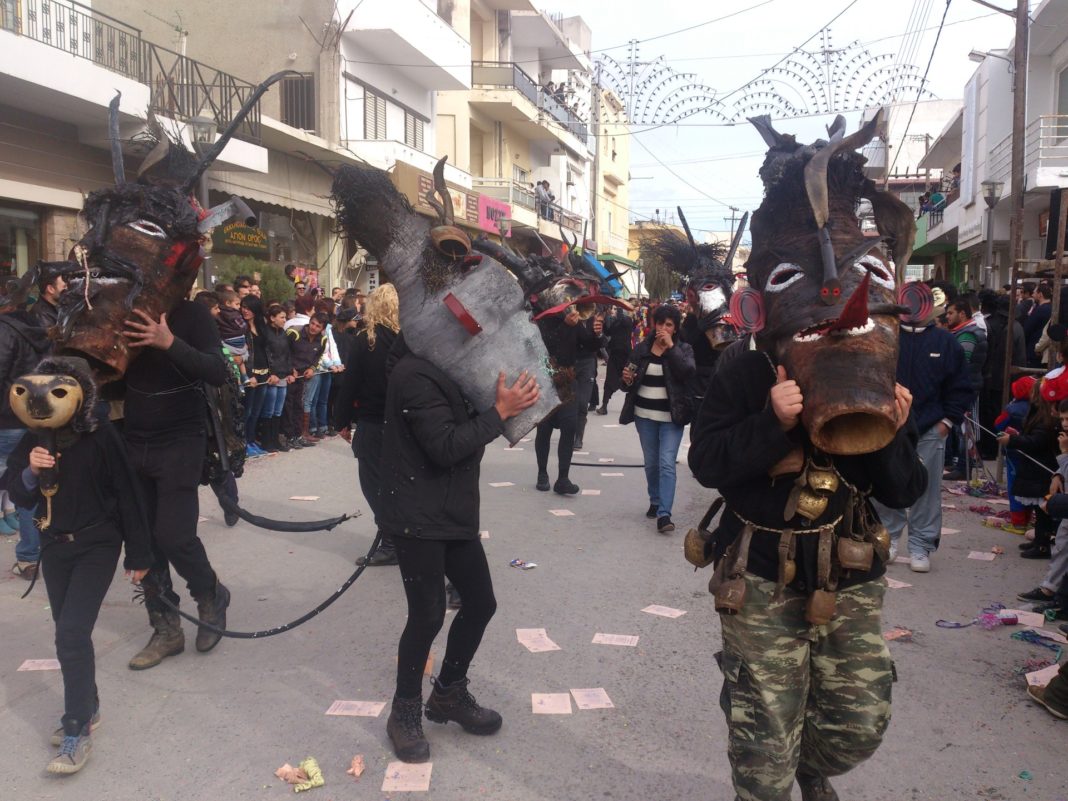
[688,112,926,801]
[334,283,400,566]
[5,356,152,774]
[30,265,67,331]
[597,305,633,414]
[572,307,604,450]
[381,334,539,762]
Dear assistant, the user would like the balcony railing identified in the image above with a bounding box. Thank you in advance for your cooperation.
[989,115,1068,189]
[473,177,584,234]
[2,0,262,143]
[472,61,588,141]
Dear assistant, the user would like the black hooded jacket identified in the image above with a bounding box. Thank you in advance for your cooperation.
[0,311,50,429]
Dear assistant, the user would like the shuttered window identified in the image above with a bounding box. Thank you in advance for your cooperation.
[404,111,424,150]
[364,89,387,140]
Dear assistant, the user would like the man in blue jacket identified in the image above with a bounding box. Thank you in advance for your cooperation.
[873,293,974,572]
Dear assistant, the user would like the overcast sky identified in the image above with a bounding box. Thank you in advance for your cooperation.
[555,0,1018,241]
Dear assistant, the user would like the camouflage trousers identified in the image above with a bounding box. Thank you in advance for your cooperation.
[718,574,892,801]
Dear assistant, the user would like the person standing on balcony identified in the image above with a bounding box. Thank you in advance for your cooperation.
[544,182,556,222]
[535,181,551,221]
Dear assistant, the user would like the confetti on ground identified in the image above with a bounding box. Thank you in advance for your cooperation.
[325,700,386,717]
[488,482,515,488]
[571,688,614,710]
[510,559,537,570]
[602,424,621,428]
[382,761,433,792]
[941,528,960,535]
[581,489,601,496]
[346,754,365,779]
[883,627,914,642]
[289,495,320,501]
[592,633,639,647]
[991,545,1005,554]
[275,763,305,785]
[517,628,561,652]
[988,498,1010,506]
[549,509,575,517]
[942,504,957,509]
[598,457,615,463]
[574,451,589,455]
[1003,609,1046,627]
[17,659,60,671]
[601,472,624,477]
[968,551,997,561]
[520,437,531,443]
[197,516,209,523]
[894,556,911,564]
[1025,663,1062,687]
[532,693,573,714]
[642,605,686,618]
[480,530,490,539]
[503,446,525,451]
[885,578,912,589]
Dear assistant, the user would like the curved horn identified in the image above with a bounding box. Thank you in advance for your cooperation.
[677,206,700,257]
[558,221,577,251]
[108,92,126,185]
[803,110,881,230]
[724,210,748,270]
[182,70,301,194]
[424,156,454,226]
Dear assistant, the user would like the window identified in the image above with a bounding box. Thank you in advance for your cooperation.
[1057,65,1068,141]
[404,111,425,150]
[512,164,529,184]
[280,73,316,132]
[364,89,387,140]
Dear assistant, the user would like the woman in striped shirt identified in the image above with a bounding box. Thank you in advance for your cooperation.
[620,304,696,533]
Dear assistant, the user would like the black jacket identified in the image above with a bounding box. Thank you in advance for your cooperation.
[1006,409,1058,498]
[680,314,720,397]
[262,326,293,378]
[333,325,396,426]
[0,311,50,429]
[896,323,974,435]
[620,335,696,426]
[379,336,504,540]
[30,299,58,330]
[604,310,633,353]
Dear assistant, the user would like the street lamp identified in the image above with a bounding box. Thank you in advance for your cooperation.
[189,114,218,288]
[981,179,1004,287]
[968,49,1015,73]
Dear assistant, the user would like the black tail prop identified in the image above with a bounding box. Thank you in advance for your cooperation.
[154,531,382,639]
[212,486,356,532]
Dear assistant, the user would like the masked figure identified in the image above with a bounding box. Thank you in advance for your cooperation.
[687,112,927,801]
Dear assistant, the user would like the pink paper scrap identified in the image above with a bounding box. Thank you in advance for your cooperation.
[531,693,572,714]
[1026,663,1062,688]
[549,509,575,517]
[516,628,561,653]
[602,424,621,428]
[592,633,639,647]
[598,457,615,463]
[642,605,686,618]
[17,659,60,671]
[601,472,624,477]
[488,482,514,488]
[381,761,433,792]
[885,578,912,589]
[581,489,601,496]
[941,528,960,535]
[325,700,386,717]
[197,516,209,523]
[480,530,490,539]
[289,495,320,501]
[571,688,614,710]
[967,551,996,561]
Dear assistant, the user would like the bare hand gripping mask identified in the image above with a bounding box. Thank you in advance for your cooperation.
[744,111,916,455]
[332,158,562,445]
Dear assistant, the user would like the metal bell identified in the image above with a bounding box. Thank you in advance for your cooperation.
[714,576,747,615]
[806,465,840,495]
[795,488,829,522]
[837,537,874,571]
[783,558,797,585]
[430,225,472,258]
[805,589,837,625]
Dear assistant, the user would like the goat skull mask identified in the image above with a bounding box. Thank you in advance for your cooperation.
[741,111,915,455]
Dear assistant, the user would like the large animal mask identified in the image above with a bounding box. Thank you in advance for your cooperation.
[332,158,562,444]
[740,111,915,455]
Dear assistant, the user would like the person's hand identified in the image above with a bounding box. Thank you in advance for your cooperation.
[124,310,175,350]
[937,421,952,438]
[770,365,803,431]
[246,376,258,388]
[1051,474,1064,495]
[1059,431,1068,455]
[996,431,1011,447]
[125,568,149,585]
[494,371,540,421]
[652,329,672,355]
[339,427,352,443]
[564,310,580,327]
[893,383,912,430]
[303,368,314,380]
[593,315,604,336]
[267,375,279,386]
[286,374,296,385]
[28,446,55,476]
[622,366,636,385]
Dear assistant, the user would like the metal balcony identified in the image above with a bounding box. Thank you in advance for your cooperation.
[989,115,1068,191]
[472,61,589,142]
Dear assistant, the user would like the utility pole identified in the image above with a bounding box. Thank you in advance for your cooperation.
[724,206,741,240]
[1000,0,1030,412]
[589,63,601,254]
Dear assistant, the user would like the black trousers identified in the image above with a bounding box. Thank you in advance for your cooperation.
[574,355,596,425]
[535,395,578,480]
[353,418,385,528]
[603,349,629,406]
[126,434,216,607]
[393,536,497,698]
[41,531,120,735]
[282,380,306,438]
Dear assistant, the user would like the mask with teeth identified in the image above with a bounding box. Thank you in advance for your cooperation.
[742,110,916,455]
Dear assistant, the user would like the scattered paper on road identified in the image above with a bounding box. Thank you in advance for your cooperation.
[642,605,686,618]
[17,659,60,671]
[197,516,209,523]
[517,628,561,652]
[549,509,575,516]
[592,633,639,647]
[581,489,601,496]
[941,528,960,535]
[346,754,365,779]
[883,627,913,641]
[894,556,911,564]
[602,424,621,428]
[532,693,572,714]
[488,482,514,488]
[942,503,957,509]
[601,472,624,477]
[598,457,615,463]
[967,551,997,561]
[571,688,614,710]
[382,761,433,792]
[988,498,1010,506]
[1025,663,1062,688]
[290,495,320,501]
[480,530,490,539]
[1003,609,1045,627]
[574,451,589,455]
[503,446,525,451]
[325,700,386,717]
[885,578,912,589]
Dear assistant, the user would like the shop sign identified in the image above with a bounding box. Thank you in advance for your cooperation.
[391,162,483,229]
[958,217,984,248]
[213,222,268,255]
[477,195,511,236]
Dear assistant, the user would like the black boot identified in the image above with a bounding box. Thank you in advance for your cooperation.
[356,534,398,566]
[536,471,550,491]
[797,771,839,801]
[387,695,430,763]
[554,478,579,495]
[128,608,185,670]
[193,581,230,653]
[259,419,279,453]
[573,417,586,450]
[425,677,502,735]
[273,419,290,452]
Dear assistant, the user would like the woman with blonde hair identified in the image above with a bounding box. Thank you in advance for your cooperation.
[333,283,401,565]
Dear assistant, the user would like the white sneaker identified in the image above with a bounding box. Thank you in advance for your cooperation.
[888,543,898,564]
[909,554,930,573]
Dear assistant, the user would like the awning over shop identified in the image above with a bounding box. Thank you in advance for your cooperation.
[580,252,623,296]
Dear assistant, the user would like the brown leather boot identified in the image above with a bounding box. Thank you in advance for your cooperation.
[797,771,839,801]
[193,581,230,653]
[302,413,321,442]
[387,695,430,763]
[425,677,502,734]
[128,609,184,670]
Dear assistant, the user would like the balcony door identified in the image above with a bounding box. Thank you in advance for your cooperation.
[1057,65,1068,142]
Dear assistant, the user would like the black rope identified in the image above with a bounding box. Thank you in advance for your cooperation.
[570,461,645,468]
[153,531,382,639]
[214,488,357,532]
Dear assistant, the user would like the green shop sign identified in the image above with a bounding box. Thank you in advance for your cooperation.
[213,222,268,255]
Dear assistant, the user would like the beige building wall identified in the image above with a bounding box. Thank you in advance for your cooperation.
[593,88,629,255]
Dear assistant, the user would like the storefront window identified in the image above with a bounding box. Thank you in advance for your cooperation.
[0,207,41,281]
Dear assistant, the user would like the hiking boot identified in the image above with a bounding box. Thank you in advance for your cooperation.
[301,413,321,442]
[646,504,658,519]
[11,560,37,580]
[1018,586,1055,603]
[536,472,550,492]
[553,478,580,495]
[46,730,91,775]
[1027,684,1068,720]
[657,515,675,533]
[223,508,240,527]
[1021,545,1052,559]
[425,677,502,735]
[193,581,230,653]
[356,545,399,566]
[128,609,184,670]
[797,771,839,801]
[387,695,430,763]
[51,708,100,746]
[596,404,608,415]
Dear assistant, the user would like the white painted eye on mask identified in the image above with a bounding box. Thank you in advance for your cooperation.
[766,263,803,293]
[128,220,167,239]
[855,254,895,291]
[698,287,727,313]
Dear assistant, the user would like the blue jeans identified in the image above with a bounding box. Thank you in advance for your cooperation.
[0,428,40,563]
[633,416,685,518]
[261,384,287,418]
[244,383,267,437]
[302,373,322,414]
[312,373,332,431]
[872,426,946,557]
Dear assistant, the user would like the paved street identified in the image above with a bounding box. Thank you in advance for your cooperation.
[1,396,1065,801]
